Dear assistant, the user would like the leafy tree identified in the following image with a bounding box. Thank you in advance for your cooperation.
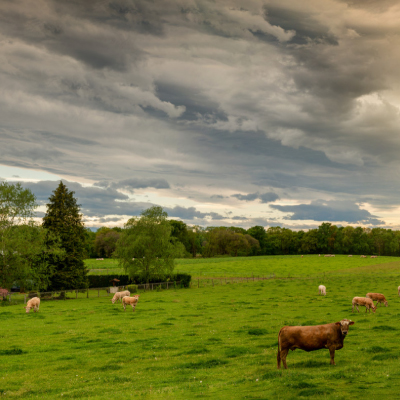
[42,181,88,290]
[170,220,191,255]
[115,206,185,282]
[0,182,62,290]
[84,228,97,258]
[94,227,121,258]
[247,226,267,254]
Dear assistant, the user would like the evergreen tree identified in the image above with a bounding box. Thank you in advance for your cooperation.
[43,181,88,290]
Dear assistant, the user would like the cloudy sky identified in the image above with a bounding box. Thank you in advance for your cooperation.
[1,0,400,230]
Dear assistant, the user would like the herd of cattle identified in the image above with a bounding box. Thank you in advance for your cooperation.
[19,277,398,371]
[277,284,393,369]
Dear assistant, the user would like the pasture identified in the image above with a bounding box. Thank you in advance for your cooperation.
[87,254,400,278]
[2,256,400,399]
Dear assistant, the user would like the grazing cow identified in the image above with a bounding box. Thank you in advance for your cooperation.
[324,254,330,257]
[360,255,367,258]
[348,255,353,257]
[318,285,326,296]
[122,295,140,312]
[366,293,388,307]
[24,297,40,313]
[398,286,400,296]
[352,297,376,313]
[277,319,354,369]
[371,255,378,258]
[111,290,130,304]
[0,288,8,300]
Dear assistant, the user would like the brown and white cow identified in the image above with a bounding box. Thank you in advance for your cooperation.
[277,319,354,369]
[352,297,376,313]
[366,293,388,307]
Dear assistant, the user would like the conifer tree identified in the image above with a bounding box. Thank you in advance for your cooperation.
[43,181,88,290]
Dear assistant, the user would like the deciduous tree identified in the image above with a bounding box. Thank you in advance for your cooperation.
[115,206,185,282]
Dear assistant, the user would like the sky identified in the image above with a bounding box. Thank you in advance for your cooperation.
[1,0,400,230]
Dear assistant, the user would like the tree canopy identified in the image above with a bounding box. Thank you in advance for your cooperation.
[0,182,62,290]
[115,206,185,282]
[42,181,88,290]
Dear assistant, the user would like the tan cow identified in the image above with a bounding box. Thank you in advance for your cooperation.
[277,319,354,369]
[366,293,388,307]
[122,295,140,312]
[24,297,40,313]
[352,297,376,313]
[398,286,400,296]
[111,290,130,304]
[318,285,326,295]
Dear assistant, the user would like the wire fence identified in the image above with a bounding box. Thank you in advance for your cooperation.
[1,280,184,306]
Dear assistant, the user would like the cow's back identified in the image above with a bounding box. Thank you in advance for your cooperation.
[279,324,340,352]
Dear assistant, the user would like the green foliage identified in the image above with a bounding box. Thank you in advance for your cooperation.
[87,273,191,288]
[0,182,62,290]
[115,206,185,282]
[94,228,121,258]
[126,284,138,293]
[42,181,88,290]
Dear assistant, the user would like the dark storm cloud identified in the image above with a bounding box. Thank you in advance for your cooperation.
[263,5,338,45]
[270,200,384,226]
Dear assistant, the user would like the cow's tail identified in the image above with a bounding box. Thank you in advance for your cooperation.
[277,329,282,369]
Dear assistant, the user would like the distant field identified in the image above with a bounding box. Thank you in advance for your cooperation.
[2,268,400,399]
[86,255,400,278]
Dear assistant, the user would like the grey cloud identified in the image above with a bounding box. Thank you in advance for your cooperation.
[270,200,385,226]
[96,178,170,192]
[232,192,279,203]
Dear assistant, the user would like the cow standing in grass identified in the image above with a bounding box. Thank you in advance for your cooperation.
[352,297,376,313]
[122,295,140,312]
[277,319,354,369]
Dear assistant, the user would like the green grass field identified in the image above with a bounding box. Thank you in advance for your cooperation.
[86,255,400,278]
[2,256,400,399]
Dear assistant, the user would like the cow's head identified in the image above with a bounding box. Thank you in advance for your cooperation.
[384,301,388,307]
[24,306,32,314]
[371,305,377,313]
[335,319,354,336]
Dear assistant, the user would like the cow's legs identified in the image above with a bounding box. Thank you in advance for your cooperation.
[281,348,289,369]
[329,348,336,365]
[356,305,360,312]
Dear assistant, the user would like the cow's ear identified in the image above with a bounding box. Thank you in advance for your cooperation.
[335,322,341,326]
[349,321,354,325]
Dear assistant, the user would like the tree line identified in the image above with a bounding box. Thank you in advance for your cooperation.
[88,221,400,259]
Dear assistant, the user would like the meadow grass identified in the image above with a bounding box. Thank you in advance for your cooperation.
[87,255,400,278]
[2,257,400,399]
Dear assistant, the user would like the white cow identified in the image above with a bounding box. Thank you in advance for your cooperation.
[111,290,130,304]
[318,285,326,296]
[24,297,40,313]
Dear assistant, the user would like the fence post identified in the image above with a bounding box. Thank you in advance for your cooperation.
[167,282,169,290]
[152,283,154,291]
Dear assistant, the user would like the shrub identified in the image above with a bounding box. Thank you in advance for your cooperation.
[126,285,138,293]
